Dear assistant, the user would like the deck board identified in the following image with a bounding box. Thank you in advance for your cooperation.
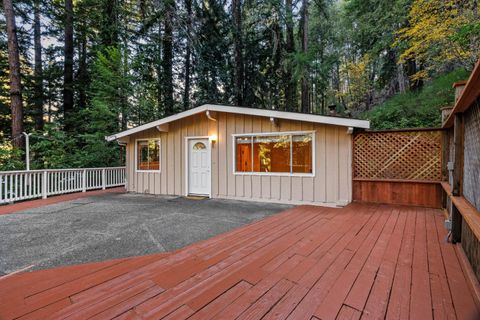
[0,203,478,319]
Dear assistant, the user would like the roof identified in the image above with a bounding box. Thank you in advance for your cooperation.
[105,104,370,141]
[444,60,480,128]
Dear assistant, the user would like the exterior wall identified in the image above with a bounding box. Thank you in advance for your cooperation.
[125,112,352,206]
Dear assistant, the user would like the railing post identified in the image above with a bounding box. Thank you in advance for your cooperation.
[42,170,48,199]
[102,168,106,190]
[82,169,87,192]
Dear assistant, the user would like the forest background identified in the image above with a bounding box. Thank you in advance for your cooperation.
[1,0,478,170]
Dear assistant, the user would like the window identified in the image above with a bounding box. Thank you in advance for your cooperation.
[292,134,313,173]
[234,132,314,175]
[193,142,206,150]
[136,139,160,171]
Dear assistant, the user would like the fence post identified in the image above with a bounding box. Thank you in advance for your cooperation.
[42,171,48,199]
[82,169,87,192]
[102,169,106,190]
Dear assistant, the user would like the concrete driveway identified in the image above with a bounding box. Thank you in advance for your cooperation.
[0,193,293,274]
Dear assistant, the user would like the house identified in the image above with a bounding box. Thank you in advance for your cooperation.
[106,104,370,206]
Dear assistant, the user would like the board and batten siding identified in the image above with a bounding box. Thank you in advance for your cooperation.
[125,112,352,206]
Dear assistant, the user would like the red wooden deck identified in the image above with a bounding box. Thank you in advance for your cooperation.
[1,203,479,319]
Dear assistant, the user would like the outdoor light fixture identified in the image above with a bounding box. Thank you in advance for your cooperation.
[209,135,217,142]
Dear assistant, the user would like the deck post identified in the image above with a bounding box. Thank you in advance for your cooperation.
[42,171,48,199]
[102,169,106,190]
[451,113,464,243]
[452,113,464,196]
[82,169,86,193]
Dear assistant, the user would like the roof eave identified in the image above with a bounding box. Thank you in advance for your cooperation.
[105,104,370,141]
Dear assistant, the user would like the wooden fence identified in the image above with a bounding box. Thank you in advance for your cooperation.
[353,129,444,207]
[0,167,126,205]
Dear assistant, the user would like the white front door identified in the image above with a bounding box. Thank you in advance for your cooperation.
[188,139,210,196]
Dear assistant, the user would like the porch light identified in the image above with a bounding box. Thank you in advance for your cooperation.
[209,135,217,142]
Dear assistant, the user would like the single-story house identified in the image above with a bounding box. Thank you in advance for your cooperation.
[106,104,370,206]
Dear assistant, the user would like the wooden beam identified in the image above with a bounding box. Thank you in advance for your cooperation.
[452,113,464,196]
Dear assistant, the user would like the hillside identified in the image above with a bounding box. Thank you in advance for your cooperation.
[364,69,470,130]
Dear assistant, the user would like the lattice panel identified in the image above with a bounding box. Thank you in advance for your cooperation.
[353,130,443,181]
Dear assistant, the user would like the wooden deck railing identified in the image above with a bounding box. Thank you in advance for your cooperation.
[0,167,126,205]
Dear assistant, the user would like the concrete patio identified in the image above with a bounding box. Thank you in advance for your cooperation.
[0,192,292,274]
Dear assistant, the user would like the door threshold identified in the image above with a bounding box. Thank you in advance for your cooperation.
[185,195,209,200]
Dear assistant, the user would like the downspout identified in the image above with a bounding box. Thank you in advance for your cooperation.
[206,110,217,121]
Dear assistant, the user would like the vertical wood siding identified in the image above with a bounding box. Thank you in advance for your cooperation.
[126,112,352,205]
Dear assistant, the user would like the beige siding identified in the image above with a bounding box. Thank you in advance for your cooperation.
[125,112,352,206]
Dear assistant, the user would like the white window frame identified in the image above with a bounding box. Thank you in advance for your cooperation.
[232,130,316,177]
[135,138,161,173]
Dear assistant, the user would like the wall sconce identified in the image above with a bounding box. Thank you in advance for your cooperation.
[209,135,217,146]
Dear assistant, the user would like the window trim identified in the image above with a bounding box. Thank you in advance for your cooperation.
[232,130,316,177]
[135,138,161,173]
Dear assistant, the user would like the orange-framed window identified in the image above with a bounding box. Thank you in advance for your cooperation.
[234,132,313,175]
[136,139,160,171]
[292,134,312,173]
[235,137,252,172]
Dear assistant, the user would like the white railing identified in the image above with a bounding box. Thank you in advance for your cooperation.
[0,167,126,205]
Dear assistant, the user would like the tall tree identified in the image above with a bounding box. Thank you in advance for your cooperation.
[63,0,74,129]
[33,0,44,130]
[183,0,192,110]
[3,0,24,148]
[299,0,309,113]
[284,0,296,111]
[162,0,174,115]
[232,0,244,105]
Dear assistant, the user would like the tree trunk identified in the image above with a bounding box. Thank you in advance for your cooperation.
[299,0,309,113]
[102,0,118,47]
[3,0,24,148]
[272,6,282,110]
[405,57,423,91]
[284,0,296,111]
[156,18,163,115]
[162,0,174,116]
[77,34,87,110]
[232,0,244,106]
[183,0,192,111]
[63,0,74,129]
[33,0,44,130]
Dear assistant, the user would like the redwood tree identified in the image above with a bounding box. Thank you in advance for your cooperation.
[232,0,244,106]
[33,0,44,130]
[3,0,24,148]
[162,0,174,115]
[284,0,296,111]
[299,0,309,113]
[63,0,74,129]
[183,0,192,110]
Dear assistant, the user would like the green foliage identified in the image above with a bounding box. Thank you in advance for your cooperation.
[29,124,77,169]
[74,47,125,167]
[1,0,478,172]
[0,142,24,171]
[364,69,469,130]
[75,103,122,168]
